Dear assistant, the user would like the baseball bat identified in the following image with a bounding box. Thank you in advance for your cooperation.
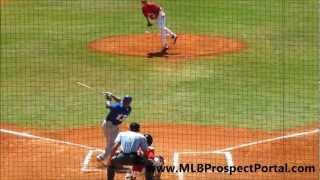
[76,82,108,96]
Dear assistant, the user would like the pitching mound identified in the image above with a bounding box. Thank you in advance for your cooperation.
[88,33,246,59]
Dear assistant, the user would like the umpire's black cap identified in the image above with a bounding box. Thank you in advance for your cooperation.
[129,122,140,132]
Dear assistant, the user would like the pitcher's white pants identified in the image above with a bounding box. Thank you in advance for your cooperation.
[157,10,176,48]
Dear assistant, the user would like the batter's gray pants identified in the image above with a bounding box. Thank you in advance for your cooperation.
[98,120,119,160]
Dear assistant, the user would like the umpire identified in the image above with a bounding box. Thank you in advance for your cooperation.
[107,122,155,180]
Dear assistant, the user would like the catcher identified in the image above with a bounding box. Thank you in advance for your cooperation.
[126,134,164,180]
[141,0,177,54]
[96,92,132,163]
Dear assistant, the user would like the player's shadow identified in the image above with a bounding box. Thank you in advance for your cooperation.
[147,51,179,59]
[147,51,169,58]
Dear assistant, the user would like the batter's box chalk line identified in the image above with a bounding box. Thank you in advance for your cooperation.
[81,149,105,173]
[0,128,104,173]
[173,128,319,180]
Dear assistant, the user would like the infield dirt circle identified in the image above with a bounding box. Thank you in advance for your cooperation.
[88,33,246,59]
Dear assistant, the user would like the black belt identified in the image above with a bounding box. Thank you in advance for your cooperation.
[106,119,121,126]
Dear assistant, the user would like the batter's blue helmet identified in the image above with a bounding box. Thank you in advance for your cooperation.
[123,95,132,103]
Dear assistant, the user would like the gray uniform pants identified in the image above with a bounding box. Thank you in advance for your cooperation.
[99,120,119,160]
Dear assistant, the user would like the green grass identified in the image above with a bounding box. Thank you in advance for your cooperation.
[1,0,318,130]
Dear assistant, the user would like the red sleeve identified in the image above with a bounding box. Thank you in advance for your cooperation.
[147,148,155,159]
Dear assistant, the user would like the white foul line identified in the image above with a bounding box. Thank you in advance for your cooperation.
[173,128,319,180]
[178,129,319,154]
[1,128,105,173]
[0,128,102,151]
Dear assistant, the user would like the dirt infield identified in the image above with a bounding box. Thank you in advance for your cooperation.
[88,34,246,59]
[0,123,318,180]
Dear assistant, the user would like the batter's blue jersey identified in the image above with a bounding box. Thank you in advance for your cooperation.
[106,102,131,125]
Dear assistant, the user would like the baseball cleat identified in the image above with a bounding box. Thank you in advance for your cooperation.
[172,35,178,44]
[96,155,104,161]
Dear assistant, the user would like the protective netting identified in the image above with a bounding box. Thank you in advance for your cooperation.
[1,0,319,179]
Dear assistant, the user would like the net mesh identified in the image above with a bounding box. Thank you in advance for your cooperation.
[0,0,319,179]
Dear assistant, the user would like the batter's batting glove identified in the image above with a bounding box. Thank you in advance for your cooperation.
[103,92,112,100]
